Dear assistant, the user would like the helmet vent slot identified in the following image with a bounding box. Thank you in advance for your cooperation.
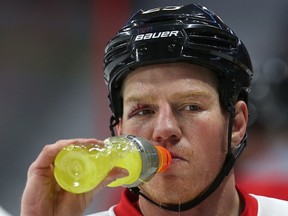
[186,29,236,50]
[105,40,129,62]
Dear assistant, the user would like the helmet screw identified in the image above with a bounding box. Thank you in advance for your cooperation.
[168,43,177,52]
[138,46,148,56]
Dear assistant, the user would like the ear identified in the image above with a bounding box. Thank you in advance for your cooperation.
[115,119,123,136]
[232,101,248,147]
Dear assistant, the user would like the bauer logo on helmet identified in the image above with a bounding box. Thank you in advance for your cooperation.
[135,31,179,41]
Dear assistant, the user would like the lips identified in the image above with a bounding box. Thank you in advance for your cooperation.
[169,152,185,161]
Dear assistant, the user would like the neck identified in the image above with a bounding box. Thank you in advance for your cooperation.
[138,174,243,216]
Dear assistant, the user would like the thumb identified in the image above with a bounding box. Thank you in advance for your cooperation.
[90,167,129,194]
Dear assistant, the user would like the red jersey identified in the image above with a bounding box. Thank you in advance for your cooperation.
[90,185,288,216]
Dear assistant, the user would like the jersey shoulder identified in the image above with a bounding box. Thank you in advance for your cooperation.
[252,194,288,215]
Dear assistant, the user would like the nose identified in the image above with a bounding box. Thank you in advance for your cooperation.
[152,104,182,145]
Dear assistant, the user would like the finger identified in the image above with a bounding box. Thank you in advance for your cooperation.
[106,166,130,183]
[29,139,103,175]
[90,167,129,194]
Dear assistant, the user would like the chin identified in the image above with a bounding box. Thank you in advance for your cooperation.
[140,176,197,204]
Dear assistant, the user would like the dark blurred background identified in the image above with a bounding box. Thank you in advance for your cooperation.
[0,1,287,215]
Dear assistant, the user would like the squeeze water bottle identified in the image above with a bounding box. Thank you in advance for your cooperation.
[54,135,172,194]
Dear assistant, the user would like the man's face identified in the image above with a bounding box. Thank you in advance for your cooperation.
[117,62,229,204]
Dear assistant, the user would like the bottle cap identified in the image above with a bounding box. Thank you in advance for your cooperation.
[155,146,172,173]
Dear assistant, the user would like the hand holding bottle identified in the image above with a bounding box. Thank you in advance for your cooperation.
[20,138,128,216]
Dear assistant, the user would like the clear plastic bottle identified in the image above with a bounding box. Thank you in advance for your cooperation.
[54,135,171,194]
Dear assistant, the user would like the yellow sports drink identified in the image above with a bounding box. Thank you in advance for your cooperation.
[54,135,171,194]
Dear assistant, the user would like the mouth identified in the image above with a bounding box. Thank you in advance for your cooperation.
[170,152,185,161]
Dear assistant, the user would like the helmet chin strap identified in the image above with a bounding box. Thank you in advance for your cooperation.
[110,115,119,136]
[129,105,247,212]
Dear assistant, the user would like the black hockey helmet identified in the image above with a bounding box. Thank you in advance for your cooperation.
[104,4,253,121]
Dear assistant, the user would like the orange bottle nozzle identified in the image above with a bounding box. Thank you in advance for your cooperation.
[155,146,172,173]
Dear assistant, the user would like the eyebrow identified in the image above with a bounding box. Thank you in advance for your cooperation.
[173,91,212,100]
[124,95,157,105]
[124,90,212,104]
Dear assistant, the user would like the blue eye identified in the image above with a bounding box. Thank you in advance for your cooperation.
[184,104,201,111]
[128,106,154,118]
[137,109,154,115]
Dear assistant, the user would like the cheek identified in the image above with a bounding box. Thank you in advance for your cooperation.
[187,112,228,156]
[120,117,154,137]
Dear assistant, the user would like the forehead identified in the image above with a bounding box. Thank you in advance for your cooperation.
[122,62,218,91]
